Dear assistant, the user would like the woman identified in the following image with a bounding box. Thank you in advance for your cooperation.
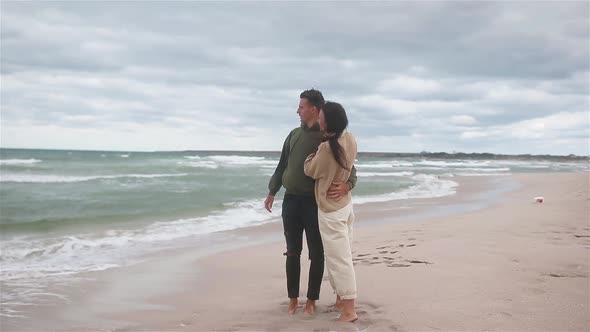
[304,101,358,323]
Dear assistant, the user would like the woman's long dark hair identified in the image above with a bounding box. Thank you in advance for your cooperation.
[322,101,350,171]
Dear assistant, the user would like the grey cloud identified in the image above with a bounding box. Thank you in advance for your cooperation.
[1,1,588,154]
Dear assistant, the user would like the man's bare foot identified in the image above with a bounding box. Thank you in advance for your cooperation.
[288,298,298,315]
[304,299,316,315]
[337,313,358,322]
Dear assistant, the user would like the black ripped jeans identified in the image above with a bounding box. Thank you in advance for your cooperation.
[282,193,324,300]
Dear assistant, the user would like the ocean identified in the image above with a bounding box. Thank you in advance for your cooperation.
[0,148,587,319]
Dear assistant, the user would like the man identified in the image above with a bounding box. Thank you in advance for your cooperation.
[264,89,357,316]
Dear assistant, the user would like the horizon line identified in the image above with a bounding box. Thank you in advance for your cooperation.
[0,146,587,158]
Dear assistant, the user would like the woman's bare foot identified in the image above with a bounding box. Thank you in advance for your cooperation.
[304,299,316,315]
[334,295,343,312]
[337,299,357,322]
[288,298,298,315]
[337,313,358,322]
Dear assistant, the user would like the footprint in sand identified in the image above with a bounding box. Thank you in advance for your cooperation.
[358,242,433,269]
[356,301,384,317]
[362,301,380,310]
[407,260,433,265]
[323,305,340,314]
[545,272,587,278]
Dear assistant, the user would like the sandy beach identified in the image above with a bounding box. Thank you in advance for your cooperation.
[3,2,589,330]
[8,172,589,332]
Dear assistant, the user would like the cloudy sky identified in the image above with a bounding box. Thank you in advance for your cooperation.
[1,1,588,155]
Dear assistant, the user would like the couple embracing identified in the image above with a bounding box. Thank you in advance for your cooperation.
[264,89,358,323]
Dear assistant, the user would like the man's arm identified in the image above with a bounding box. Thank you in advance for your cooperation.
[327,165,357,200]
[347,165,357,190]
[265,133,290,212]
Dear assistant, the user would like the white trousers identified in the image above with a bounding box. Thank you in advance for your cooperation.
[318,201,357,300]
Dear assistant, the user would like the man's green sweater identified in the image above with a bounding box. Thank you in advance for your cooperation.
[268,122,357,197]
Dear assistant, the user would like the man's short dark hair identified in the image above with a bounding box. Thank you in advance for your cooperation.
[300,89,325,110]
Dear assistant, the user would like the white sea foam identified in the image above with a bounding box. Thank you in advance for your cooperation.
[207,155,277,166]
[358,171,414,177]
[355,163,395,169]
[415,160,492,167]
[355,161,414,168]
[0,173,188,183]
[410,166,446,170]
[180,155,277,168]
[353,174,458,204]
[180,161,219,169]
[0,159,42,166]
[459,167,510,172]
[454,173,512,177]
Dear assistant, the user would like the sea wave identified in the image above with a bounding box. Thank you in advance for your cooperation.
[355,161,414,168]
[0,173,189,183]
[0,159,42,166]
[0,198,280,283]
[454,173,512,177]
[207,155,277,166]
[358,171,414,177]
[459,167,510,172]
[353,174,458,204]
[415,160,492,167]
[181,155,277,168]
